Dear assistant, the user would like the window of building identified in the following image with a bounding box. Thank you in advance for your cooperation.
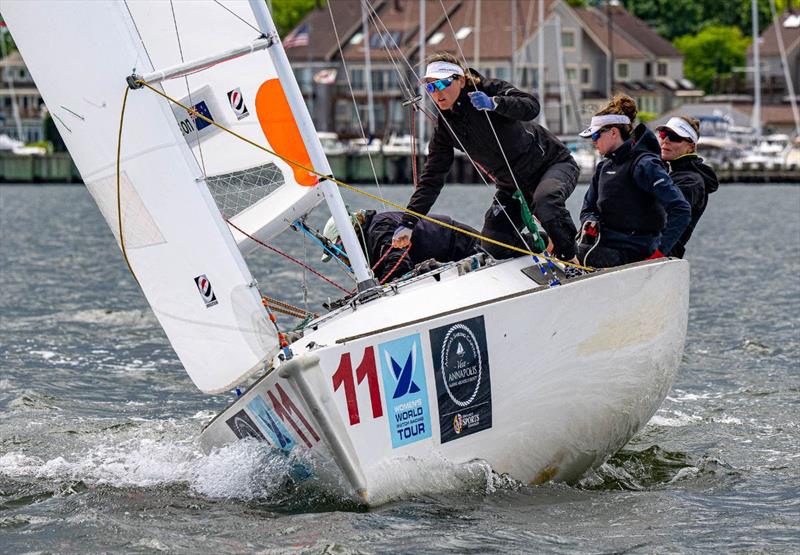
[521,67,539,89]
[370,31,402,49]
[351,68,364,89]
[428,32,445,45]
[645,62,652,78]
[581,67,591,86]
[566,67,577,83]
[657,62,668,77]
[455,27,472,40]
[561,30,575,49]
[616,62,629,80]
[349,32,363,45]
[494,66,509,81]
[371,70,384,91]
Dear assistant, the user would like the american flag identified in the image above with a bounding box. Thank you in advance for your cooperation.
[283,23,309,49]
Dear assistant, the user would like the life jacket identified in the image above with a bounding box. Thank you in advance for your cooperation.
[596,141,666,235]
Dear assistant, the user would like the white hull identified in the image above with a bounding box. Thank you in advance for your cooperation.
[201,257,689,505]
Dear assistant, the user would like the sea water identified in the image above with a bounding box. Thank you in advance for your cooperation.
[1,184,798,553]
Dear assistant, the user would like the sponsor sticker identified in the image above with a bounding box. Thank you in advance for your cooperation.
[378,334,432,448]
[227,87,250,120]
[247,394,295,452]
[171,84,223,145]
[194,274,218,308]
[225,409,265,440]
[430,315,492,443]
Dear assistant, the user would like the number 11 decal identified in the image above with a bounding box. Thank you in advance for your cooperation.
[332,346,383,426]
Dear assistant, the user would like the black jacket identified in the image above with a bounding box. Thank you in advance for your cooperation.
[581,124,691,256]
[359,211,479,281]
[667,154,719,258]
[402,72,573,228]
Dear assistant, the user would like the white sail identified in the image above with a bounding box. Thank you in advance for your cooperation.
[2,0,290,393]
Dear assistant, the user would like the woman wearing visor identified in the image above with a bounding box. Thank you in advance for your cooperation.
[392,53,580,262]
[577,94,690,268]
[657,116,719,258]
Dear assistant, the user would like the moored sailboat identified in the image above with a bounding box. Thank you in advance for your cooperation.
[2,0,689,505]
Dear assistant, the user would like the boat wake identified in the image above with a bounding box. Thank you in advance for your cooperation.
[577,445,739,491]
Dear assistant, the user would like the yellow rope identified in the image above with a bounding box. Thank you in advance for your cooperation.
[116,86,140,286]
[135,80,593,272]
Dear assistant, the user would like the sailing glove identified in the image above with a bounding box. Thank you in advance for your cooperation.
[468,91,497,111]
[645,249,665,260]
[391,225,413,248]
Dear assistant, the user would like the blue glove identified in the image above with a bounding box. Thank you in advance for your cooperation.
[468,91,496,111]
[391,225,413,248]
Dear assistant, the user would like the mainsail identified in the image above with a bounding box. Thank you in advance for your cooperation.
[1,0,327,392]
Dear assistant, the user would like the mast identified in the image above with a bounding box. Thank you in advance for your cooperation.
[768,0,800,136]
[511,0,517,83]
[474,0,481,68]
[248,0,376,289]
[418,0,426,151]
[362,1,376,137]
[537,0,547,127]
[555,13,568,134]
[751,0,762,140]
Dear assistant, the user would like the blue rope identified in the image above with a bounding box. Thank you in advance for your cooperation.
[293,220,352,273]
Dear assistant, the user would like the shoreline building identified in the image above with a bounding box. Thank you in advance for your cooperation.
[285,0,702,138]
[0,50,45,143]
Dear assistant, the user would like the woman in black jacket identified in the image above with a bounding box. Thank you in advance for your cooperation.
[656,116,719,258]
[392,53,580,262]
[578,95,691,268]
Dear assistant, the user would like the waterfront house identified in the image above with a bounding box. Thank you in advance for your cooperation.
[0,50,45,143]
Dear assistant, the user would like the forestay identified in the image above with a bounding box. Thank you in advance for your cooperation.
[2,0,310,393]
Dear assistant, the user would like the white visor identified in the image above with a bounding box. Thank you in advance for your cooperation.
[657,117,699,143]
[579,114,631,138]
[423,61,465,81]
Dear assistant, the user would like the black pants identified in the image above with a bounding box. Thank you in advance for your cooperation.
[480,160,579,260]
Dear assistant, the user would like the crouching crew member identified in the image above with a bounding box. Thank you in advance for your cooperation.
[392,52,580,262]
[321,210,479,282]
[578,94,691,268]
[657,116,719,258]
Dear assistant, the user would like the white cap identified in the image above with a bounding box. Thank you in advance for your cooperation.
[320,216,338,262]
[657,117,699,143]
[578,114,631,138]
[423,61,465,80]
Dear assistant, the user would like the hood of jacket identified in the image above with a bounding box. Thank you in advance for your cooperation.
[670,154,720,194]
[632,122,661,157]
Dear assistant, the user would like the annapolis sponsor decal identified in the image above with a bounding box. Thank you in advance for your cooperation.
[430,315,492,443]
[225,409,265,441]
[194,274,218,308]
[378,334,432,448]
[247,394,295,453]
[226,87,250,120]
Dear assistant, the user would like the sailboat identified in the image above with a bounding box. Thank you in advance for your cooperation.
[2,0,689,505]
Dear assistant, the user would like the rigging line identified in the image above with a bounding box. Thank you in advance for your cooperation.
[212,0,262,35]
[361,0,417,100]
[135,80,592,270]
[170,0,208,179]
[116,87,140,287]
[326,1,381,208]
[294,222,358,280]
[327,0,386,210]
[437,0,535,255]
[225,218,352,294]
[122,0,155,74]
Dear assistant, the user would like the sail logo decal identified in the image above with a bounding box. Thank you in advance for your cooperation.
[247,394,295,452]
[194,274,218,308]
[378,334,432,448]
[171,85,223,146]
[227,88,250,120]
[225,410,265,440]
[431,316,492,443]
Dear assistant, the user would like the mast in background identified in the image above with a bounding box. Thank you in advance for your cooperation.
[248,0,376,289]
[361,1,376,137]
[751,0,762,140]
[474,0,481,68]
[537,0,547,127]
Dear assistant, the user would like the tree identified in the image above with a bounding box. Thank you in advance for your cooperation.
[674,25,751,93]
[269,0,324,37]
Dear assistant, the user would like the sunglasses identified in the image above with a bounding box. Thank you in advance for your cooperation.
[590,127,612,142]
[425,78,454,94]
[658,129,690,143]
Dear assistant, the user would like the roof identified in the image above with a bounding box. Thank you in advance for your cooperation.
[0,51,25,67]
[572,7,647,59]
[749,12,800,57]
[284,0,366,62]
[603,5,680,58]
